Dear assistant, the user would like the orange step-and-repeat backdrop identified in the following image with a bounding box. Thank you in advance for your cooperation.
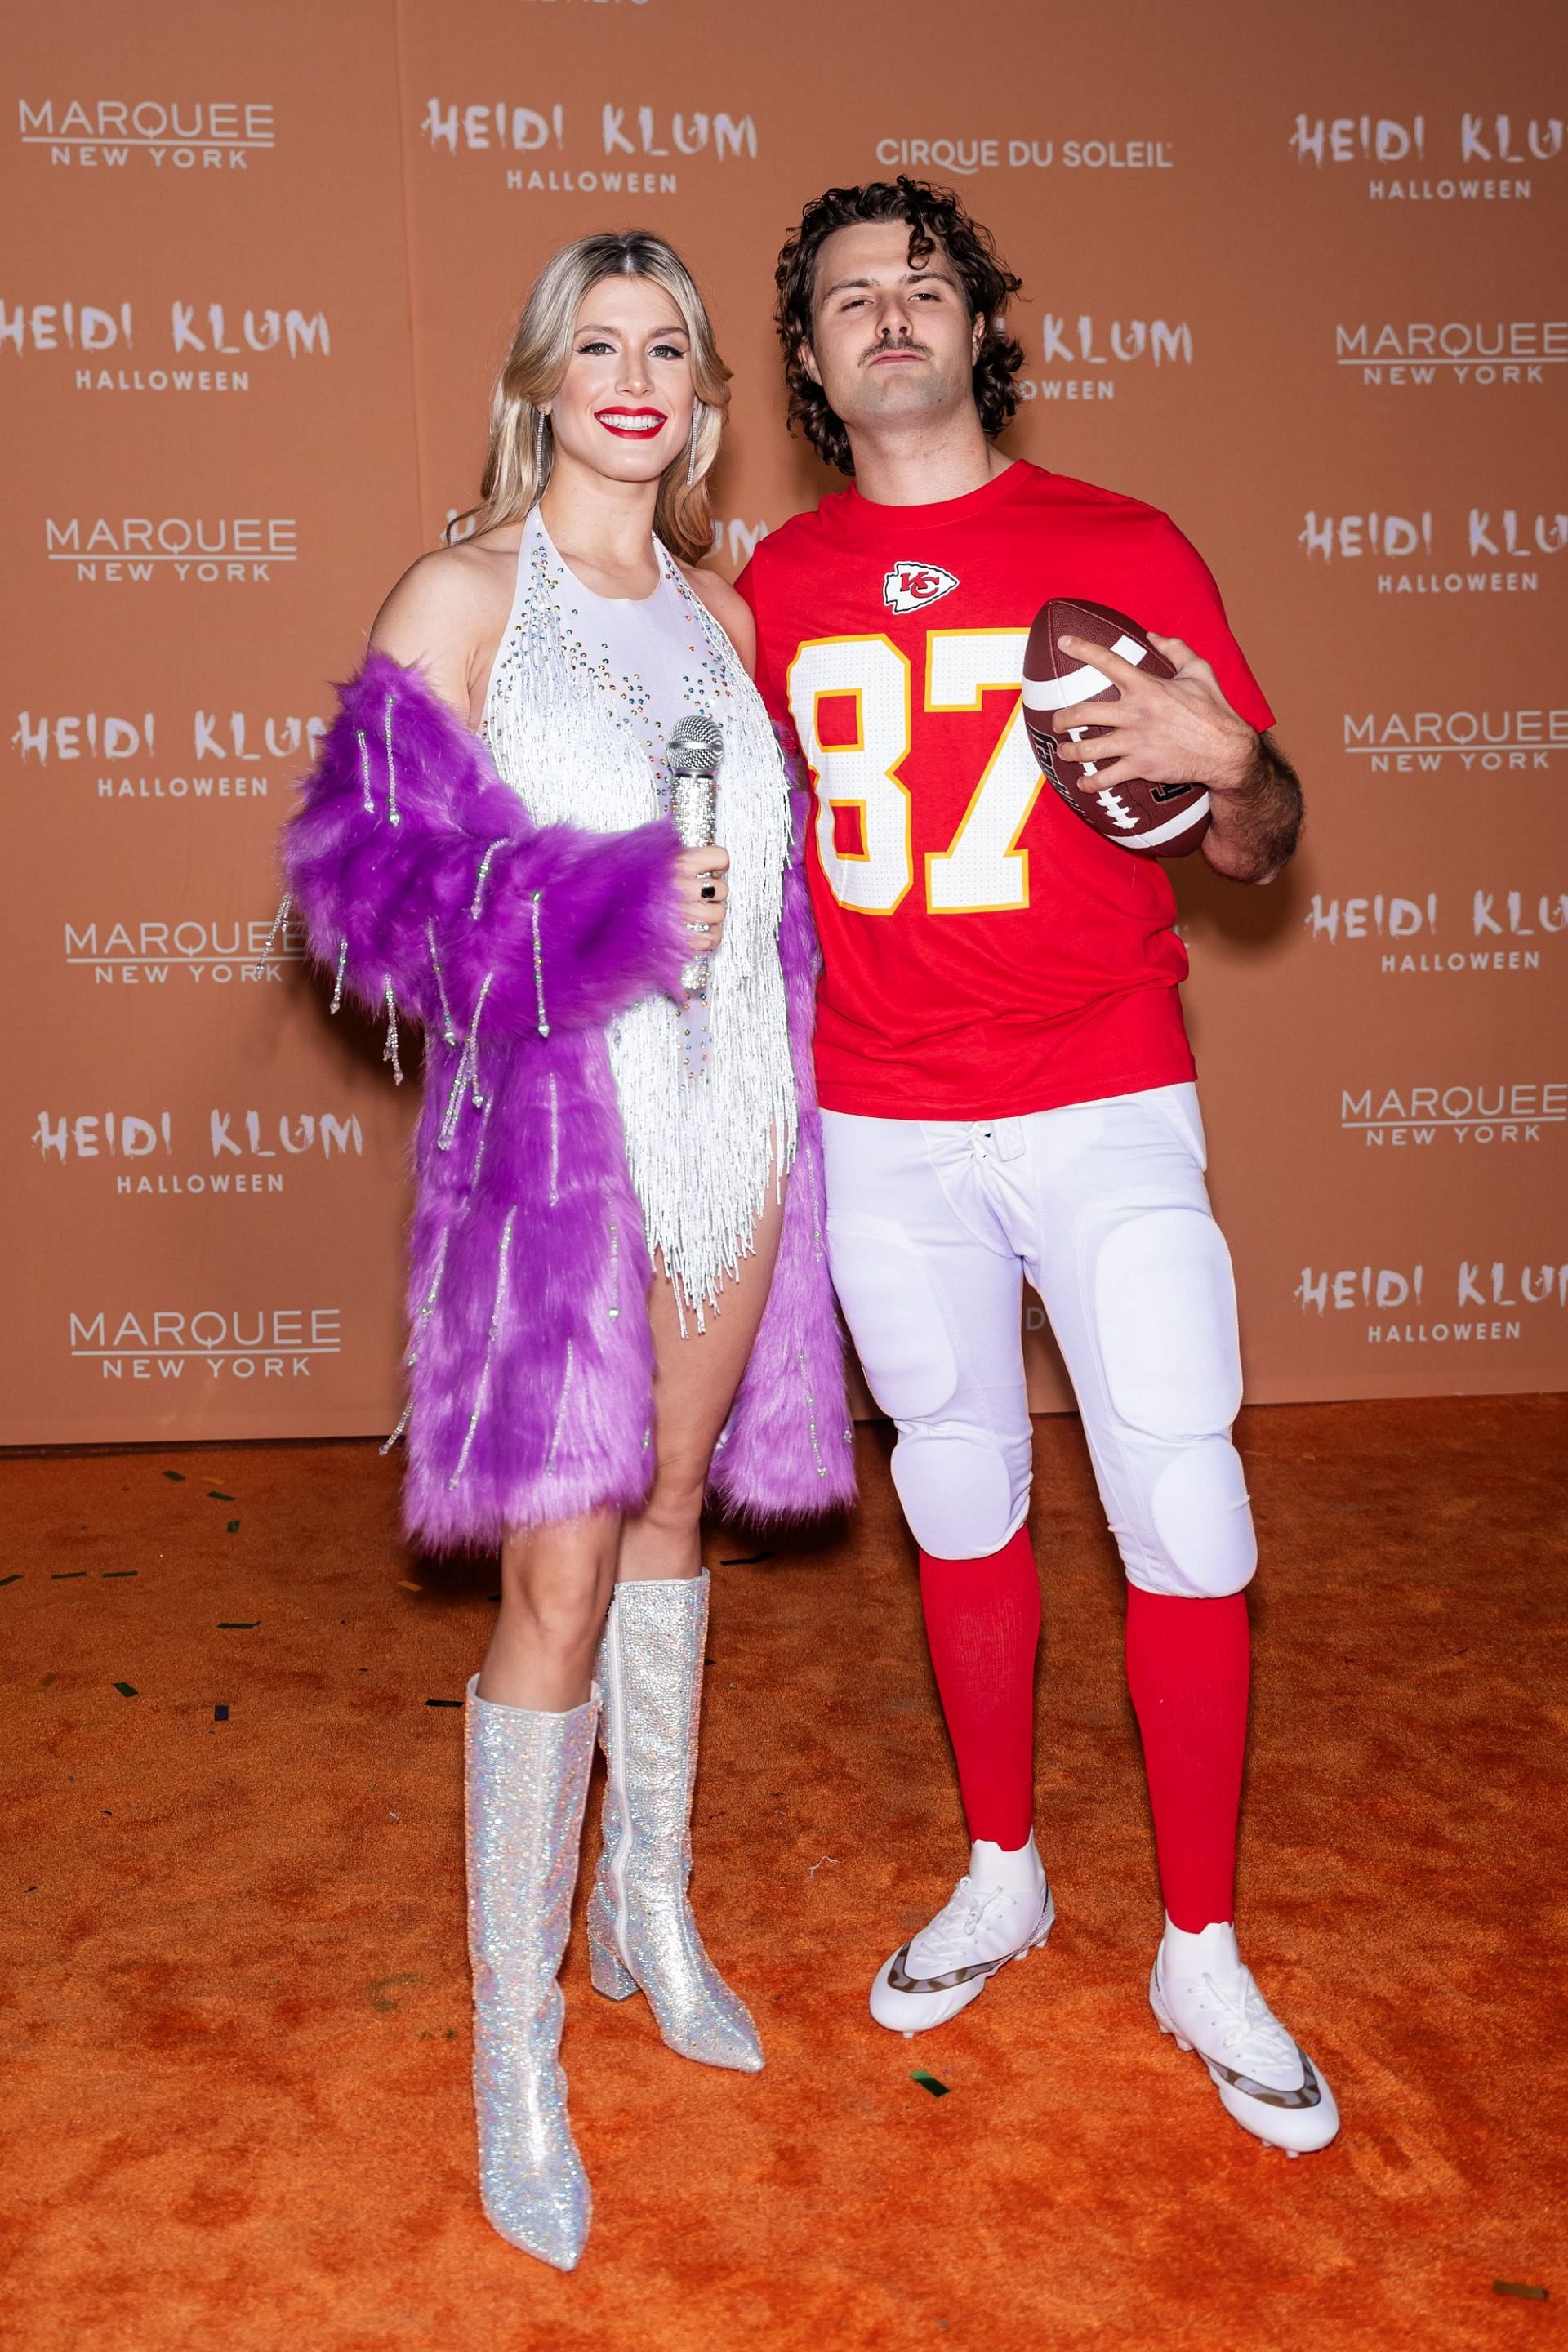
[3,0,1564,1443]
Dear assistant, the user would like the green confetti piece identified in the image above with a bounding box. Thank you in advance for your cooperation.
[0,1574,21,1588]
[911,2069,950,2097]
[218,1621,258,1630]
[51,1571,87,1580]
[114,1682,138,1698]
[163,1470,185,1482]
[208,1490,235,1500]
[103,1570,137,1579]
[1494,2283,1549,2301]
[719,1552,773,1566]
[425,1698,462,1708]
[226,1520,240,1534]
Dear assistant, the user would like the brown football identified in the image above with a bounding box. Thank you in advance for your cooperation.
[1022,598,1212,857]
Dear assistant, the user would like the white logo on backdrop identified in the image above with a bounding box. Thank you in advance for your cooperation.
[1303,888,1568,974]
[1289,112,1563,201]
[34,1108,364,1196]
[1339,1083,1566,1147]
[69,1306,342,1382]
[62,918,303,985]
[17,99,275,170]
[14,705,327,805]
[1335,321,1566,388]
[1293,1258,1567,1348]
[421,99,756,194]
[1298,506,1566,595]
[44,518,297,583]
[1342,709,1566,773]
[1,299,331,393]
[873,136,1174,175]
[1019,312,1194,403]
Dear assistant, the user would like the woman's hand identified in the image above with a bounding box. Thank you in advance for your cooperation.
[673,844,730,957]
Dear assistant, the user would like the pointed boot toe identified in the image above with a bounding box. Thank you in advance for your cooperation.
[592,1573,766,2074]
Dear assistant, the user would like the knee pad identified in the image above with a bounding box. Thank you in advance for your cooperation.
[1087,1204,1254,1596]
[1093,1206,1243,1442]
[890,1425,1030,1561]
[1128,1435,1257,1597]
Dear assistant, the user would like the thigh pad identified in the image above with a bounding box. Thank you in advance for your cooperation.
[1092,1205,1243,1444]
[825,1214,960,1421]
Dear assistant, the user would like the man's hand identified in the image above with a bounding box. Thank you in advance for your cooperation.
[1051,630,1302,884]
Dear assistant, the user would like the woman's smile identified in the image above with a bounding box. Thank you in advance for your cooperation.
[594,405,669,438]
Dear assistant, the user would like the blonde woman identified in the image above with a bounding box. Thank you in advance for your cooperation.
[284,232,852,2269]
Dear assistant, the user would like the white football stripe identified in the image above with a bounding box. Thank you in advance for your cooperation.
[1021,636,1147,714]
[1123,791,1212,849]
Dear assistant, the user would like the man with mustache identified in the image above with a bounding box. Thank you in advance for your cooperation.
[735,178,1337,2156]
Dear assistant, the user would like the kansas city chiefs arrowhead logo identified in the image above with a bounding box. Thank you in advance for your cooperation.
[883,560,960,614]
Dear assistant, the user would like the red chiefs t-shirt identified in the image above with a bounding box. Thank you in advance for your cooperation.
[735,460,1275,1120]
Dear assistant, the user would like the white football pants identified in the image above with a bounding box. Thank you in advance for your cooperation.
[821,1084,1258,1599]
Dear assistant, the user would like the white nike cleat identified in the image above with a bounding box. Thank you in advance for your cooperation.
[1149,1922,1340,2156]
[870,1864,1055,2035]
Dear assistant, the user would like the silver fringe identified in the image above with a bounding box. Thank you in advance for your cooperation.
[384,694,401,826]
[483,510,795,1325]
[437,972,494,1151]
[470,1094,494,1188]
[330,935,348,1014]
[426,918,457,1045]
[405,1228,449,1367]
[796,1348,826,1481]
[248,892,292,978]
[382,980,403,1084]
[356,728,374,815]
[472,837,509,921]
[546,1072,560,1207]
[379,1396,412,1456]
[544,1339,576,1474]
[530,890,550,1037]
[450,1207,516,1489]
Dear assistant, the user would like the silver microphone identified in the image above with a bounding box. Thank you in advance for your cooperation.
[666,714,724,992]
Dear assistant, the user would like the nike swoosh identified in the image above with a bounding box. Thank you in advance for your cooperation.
[1204,2047,1323,2110]
[886,1926,1039,1997]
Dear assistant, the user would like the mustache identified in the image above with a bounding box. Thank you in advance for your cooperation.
[863,334,932,363]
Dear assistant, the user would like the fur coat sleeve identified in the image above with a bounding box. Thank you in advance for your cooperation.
[283,656,854,1549]
[283,648,690,1046]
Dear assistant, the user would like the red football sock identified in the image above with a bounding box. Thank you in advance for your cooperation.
[918,1526,1040,1852]
[1124,1584,1250,1933]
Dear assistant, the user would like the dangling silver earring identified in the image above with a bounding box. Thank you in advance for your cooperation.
[685,403,702,489]
[534,410,551,476]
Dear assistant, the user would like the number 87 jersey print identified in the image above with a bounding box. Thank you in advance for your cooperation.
[735,460,1276,1125]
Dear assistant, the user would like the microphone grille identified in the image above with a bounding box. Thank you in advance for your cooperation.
[666,713,724,776]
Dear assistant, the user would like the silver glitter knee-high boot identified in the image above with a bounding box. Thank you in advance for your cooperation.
[465,1674,598,2270]
[586,1571,764,2072]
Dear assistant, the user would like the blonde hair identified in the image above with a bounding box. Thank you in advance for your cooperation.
[454,230,731,563]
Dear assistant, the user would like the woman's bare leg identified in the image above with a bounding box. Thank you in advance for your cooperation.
[617,1176,786,1584]
[478,1170,786,1703]
[479,1512,622,1709]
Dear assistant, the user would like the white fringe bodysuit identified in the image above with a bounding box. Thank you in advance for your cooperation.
[481,507,798,1329]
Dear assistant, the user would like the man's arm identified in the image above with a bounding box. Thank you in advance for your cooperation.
[1198,726,1301,884]
[1052,630,1302,886]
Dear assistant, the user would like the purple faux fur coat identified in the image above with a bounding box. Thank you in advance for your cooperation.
[284,650,853,1549]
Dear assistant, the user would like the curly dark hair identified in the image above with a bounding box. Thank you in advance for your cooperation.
[773,177,1025,476]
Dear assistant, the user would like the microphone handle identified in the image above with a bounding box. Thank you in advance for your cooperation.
[671,772,718,991]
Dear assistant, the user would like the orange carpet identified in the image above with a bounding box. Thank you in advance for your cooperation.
[4,1395,1565,2351]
